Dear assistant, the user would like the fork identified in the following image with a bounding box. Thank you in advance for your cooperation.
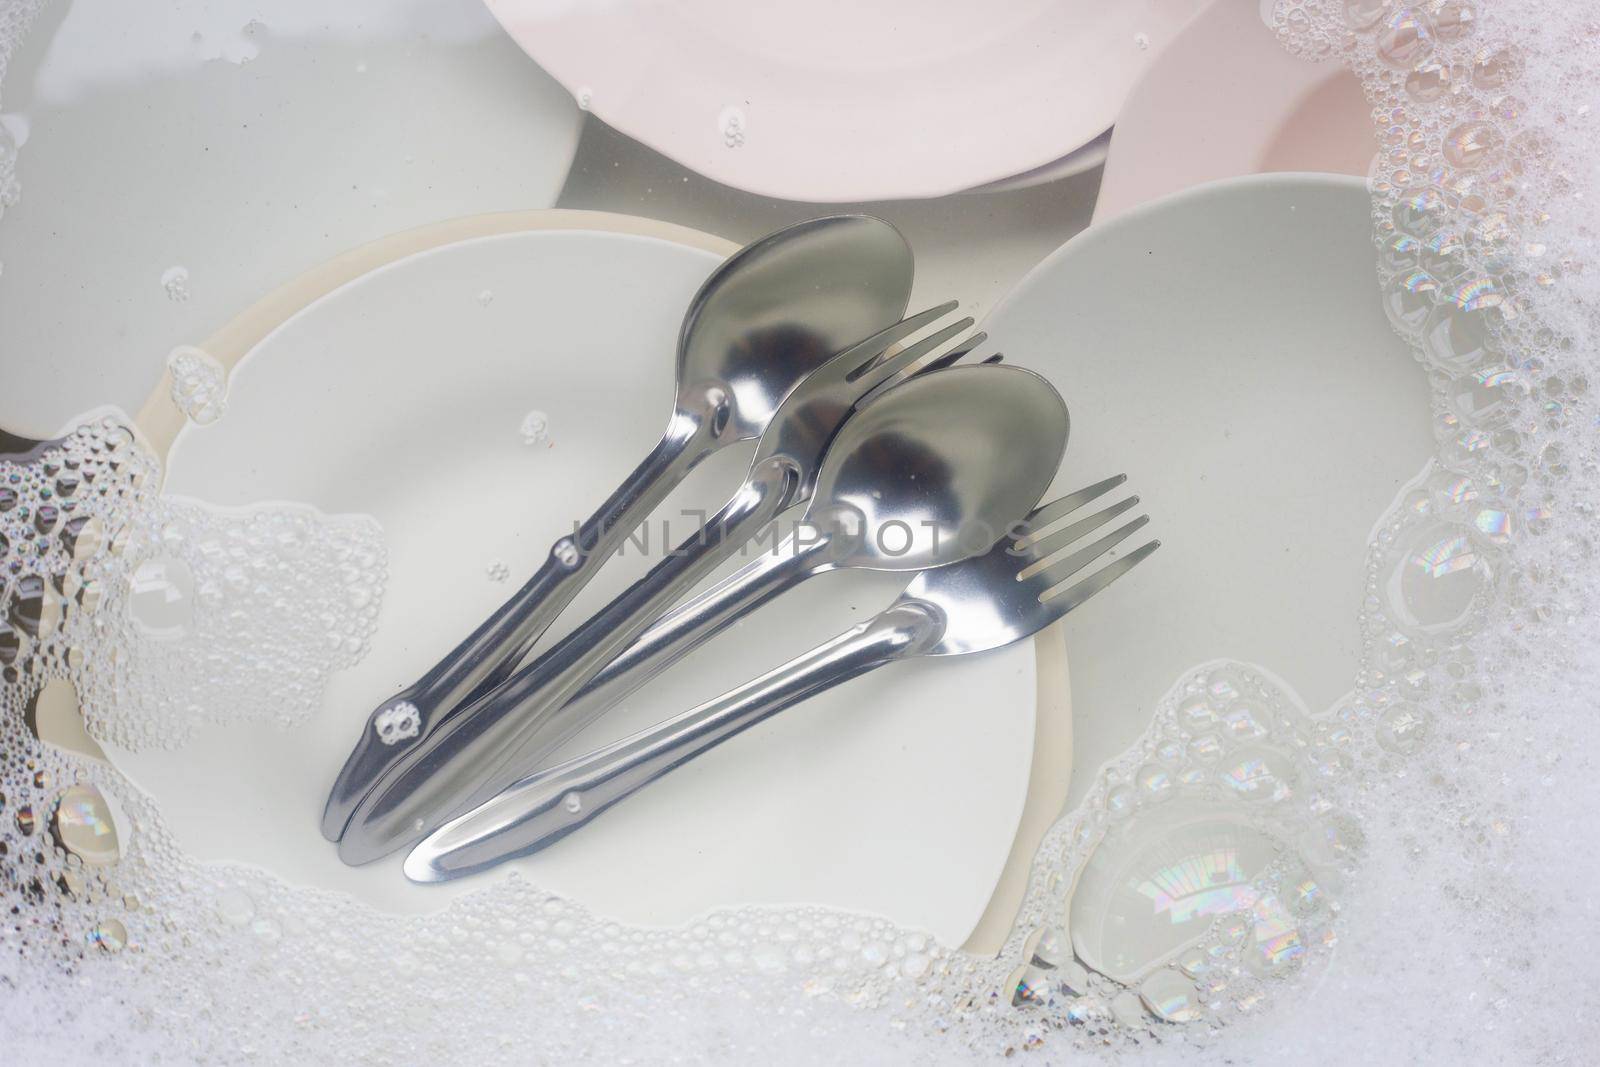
[404,479,1160,881]
[336,303,981,862]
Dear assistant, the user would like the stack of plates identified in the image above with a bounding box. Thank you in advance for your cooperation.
[484,0,1209,200]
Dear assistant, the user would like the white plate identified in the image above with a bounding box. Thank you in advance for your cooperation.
[983,173,1435,809]
[486,0,1207,202]
[115,217,1041,946]
[0,0,581,437]
[1095,0,1372,221]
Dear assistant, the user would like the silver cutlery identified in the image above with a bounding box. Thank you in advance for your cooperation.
[321,214,915,842]
[336,302,980,863]
[490,359,1068,785]
[405,479,1159,880]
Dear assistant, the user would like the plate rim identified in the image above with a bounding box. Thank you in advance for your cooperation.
[483,0,1203,201]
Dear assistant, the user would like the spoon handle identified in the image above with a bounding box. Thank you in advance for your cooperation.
[336,452,802,863]
[495,528,833,780]
[405,602,942,881]
[320,403,719,842]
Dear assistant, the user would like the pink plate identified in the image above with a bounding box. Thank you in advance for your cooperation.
[487,0,1207,202]
[1095,0,1373,221]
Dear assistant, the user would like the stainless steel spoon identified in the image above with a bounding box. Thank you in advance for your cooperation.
[488,358,1067,783]
[406,479,1159,879]
[336,303,976,863]
[320,214,915,842]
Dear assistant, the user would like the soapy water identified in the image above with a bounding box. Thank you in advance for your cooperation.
[2,0,1599,1061]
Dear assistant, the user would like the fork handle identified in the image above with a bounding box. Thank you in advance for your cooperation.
[496,528,836,777]
[320,396,722,842]
[337,451,803,863]
[405,601,942,880]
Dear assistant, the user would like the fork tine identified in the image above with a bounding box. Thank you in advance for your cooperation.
[1042,539,1161,609]
[1027,514,1150,588]
[859,332,991,407]
[1013,475,1129,548]
[848,315,977,391]
[981,352,1005,365]
[1015,497,1141,577]
[917,332,988,375]
[845,301,960,377]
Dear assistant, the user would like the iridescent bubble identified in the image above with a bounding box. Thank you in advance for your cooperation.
[1205,667,1248,706]
[1176,693,1216,732]
[86,918,129,952]
[1382,231,1422,272]
[1136,763,1173,804]
[1404,59,1452,102]
[1244,893,1304,974]
[1289,874,1326,914]
[1470,45,1519,89]
[1219,748,1299,803]
[1139,968,1202,1023]
[1022,924,1072,969]
[1105,784,1135,819]
[1393,186,1452,235]
[1420,284,1508,370]
[1426,0,1475,40]
[1223,702,1271,740]
[1188,732,1224,762]
[1344,0,1395,32]
[51,784,121,865]
[1069,807,1283,981]
[1419,229,1465,279]
[1375,8,1434,69]
[1007,964,1051,1008]
[1384,521,1494,635]
[1384,270,1442,335]
[1443,120,1500,168]
[1377,702,1431,753]
[1448,365,1521,424]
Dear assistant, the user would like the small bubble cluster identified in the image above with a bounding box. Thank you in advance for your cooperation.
[519,409,551,447]
[166,346,228,426]
[0,0,43,227]
[719,106,747,149]
[1,414,385,750]
[160,265,191,303]
[0,114,18,222]
[981,664,1342,1049]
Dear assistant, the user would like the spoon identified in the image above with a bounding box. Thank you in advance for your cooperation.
[408,478,1157,879]
[490,358,1067,783]
[335,303,979,863]
[320,214,915,842]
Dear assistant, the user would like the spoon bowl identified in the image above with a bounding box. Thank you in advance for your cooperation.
[680,214,915,438]
[811,364,1069,573]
